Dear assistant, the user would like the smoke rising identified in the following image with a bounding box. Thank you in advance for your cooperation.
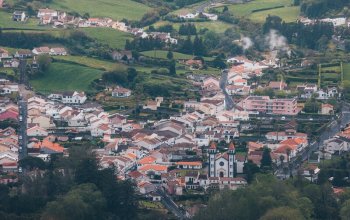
[241,36,253,50]
[265,29,291,57]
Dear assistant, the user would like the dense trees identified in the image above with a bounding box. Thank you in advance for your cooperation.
[0,146,138,220]
[300,0,349,18]
[262,15,334,50]
[42,184,106,220]
[194,174,346,220]
[179,23,197,35]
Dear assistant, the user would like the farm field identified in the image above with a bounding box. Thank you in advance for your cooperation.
[81,28,133,49]
[319,63,342,87]
[30,62,104,93]
[54,55,125,71]
[141,50,214,61]
[343,63,350,81]
[49,0,151,20]
[216,0,298,23]
[154,20,233,34]
[249,6,300,23]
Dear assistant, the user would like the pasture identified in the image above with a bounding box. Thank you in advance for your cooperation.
[141,50,214,61]
[30,62,104,92]
[49,0,151,20]
[82,28,133,49]
[154,20,233,34]
[215,0,299,23]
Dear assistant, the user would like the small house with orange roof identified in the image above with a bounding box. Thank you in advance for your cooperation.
[138,164,168,175]
[35,139,64,154]
[137,156,157,167]
[176,161,202,169]
[321,103,334,115]
[279,137,308,152]
[273,144,298,161]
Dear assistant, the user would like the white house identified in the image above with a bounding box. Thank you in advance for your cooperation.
[49,91,87,104]
[32,47,50,55]
[37,8,58,18]
[49,48,67,56]
[112,87,131,98]
[13,11,26,22]
[27,125,49,137]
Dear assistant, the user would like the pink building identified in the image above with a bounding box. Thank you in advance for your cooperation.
[241,96,299,115]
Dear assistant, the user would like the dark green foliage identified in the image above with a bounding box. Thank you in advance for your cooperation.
[0,146,138,220]
[19,156,46,170]
[179,23,197,35]
[194,174,341,220]
[300,0,349,18]
[166,50,173,60]
[261,147,272,169]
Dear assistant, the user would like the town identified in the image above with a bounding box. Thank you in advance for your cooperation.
[1,0,350,219]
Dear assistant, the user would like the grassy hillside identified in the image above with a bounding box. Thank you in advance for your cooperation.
[30,62,104,92]
[54,55,125,71]
[141,50,214,61]
[81,28,132,49]
[249,6,300,23]
[342,63,350,81]
[154,20,232,33]
[216,0,299,23]
[49,0,151,20]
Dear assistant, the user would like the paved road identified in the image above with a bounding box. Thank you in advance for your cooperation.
[18,100,28,161]
[18,59,29,169]
[220,70,235,110]
[155,186,189,219]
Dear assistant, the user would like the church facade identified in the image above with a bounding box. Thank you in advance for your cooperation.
[208,142,236,178]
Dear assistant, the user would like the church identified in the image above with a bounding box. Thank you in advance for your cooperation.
[208,142,237,178]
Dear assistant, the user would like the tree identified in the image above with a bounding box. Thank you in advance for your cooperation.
[166,50,173,60]
[41,183,106,220]
[260,206,305,220]
[304,98,321,113]
[19,156,46,170]
[168,60,176,76]
[181,35,193,54]
[243,160,260,183]
[222,6,229,12]
[212,54,227,69]
[340,199,350,220]
[37,54,52,73]
[127,67,138,83]
[102,69,128,86]
[193,35,206,56]
[261,147,272,169]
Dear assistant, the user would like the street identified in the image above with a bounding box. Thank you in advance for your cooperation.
[220,70,235,110]
[155,186,189,219]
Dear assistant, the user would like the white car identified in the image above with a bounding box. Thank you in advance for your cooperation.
[281,116,286,120]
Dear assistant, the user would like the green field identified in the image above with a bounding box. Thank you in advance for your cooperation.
[81,28,132,49]
[49,0,151,20]
[342,63,350,81]
[30,62,104,92]
[141,50,214,61]
[319,63,342,87]
[54,55,124,71]
[216,0,299,23]
[249,6,300,23]
[154,20,233,34]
